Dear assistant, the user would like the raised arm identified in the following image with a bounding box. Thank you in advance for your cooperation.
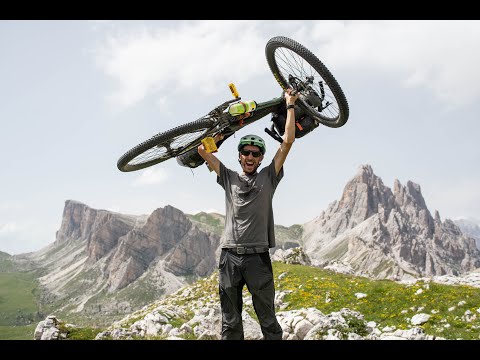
[273,88,299,175]
[197,134,224,176]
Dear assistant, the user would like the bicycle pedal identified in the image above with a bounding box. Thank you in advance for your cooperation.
[201,137,218,153]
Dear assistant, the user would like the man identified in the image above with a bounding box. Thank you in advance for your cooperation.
[197,88,299,340]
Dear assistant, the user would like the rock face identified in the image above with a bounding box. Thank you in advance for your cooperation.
[26,200,221,320]
[55,200,140,263]
[302,164,480,279]
[106,206,219,291]
[34,315,65,340]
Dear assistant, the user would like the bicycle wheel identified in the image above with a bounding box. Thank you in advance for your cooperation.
[265,36,349,128]
[117,118,214,172]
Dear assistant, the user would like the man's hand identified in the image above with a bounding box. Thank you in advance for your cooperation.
[198,133,223,153]
[284,87,299,106]
[198,135,223,176]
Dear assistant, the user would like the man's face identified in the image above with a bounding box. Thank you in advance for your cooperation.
[239,145,264,174]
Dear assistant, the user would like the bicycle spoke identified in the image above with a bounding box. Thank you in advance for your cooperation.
[273,47,341,121]
[128,129,208,166]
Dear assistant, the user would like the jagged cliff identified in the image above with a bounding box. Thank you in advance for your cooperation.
[302,164,480,279]
[17,200,221,323]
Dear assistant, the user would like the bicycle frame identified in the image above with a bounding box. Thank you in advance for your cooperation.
[175,95,285,169]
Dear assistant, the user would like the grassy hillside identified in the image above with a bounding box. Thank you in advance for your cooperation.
[0,271,44,339]
[42,266,171,328]
[273,262,480,340]
[0,324,37,340]
[273,224,303,246]
[0,272,42,326]
[66,261,480,340]
[0,251,15,272]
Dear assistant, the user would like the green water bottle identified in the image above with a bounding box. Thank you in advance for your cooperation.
[228,100,257,116]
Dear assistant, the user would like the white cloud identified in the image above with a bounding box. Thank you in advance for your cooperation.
[315,20,480,108]
[95,20,480,111]
[94,20,268,109]
[0,222,19,234]
[132,167,168,186]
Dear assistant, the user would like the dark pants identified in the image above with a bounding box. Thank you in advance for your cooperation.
[218,249,283,340]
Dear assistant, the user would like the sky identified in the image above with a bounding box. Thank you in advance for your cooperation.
[1,20,480,255]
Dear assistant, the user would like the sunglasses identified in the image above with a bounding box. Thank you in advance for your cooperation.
[240,149,262,158]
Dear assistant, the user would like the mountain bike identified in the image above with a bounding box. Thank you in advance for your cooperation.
[117,36,350,172]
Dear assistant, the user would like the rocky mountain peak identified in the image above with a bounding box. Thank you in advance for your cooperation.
[303,164,480,279]
[393,179,427,210]
[145,205,190,233]
[338,164,395,222]
[31,200,223,319]
[356,163,375,180]
[54,200,142,263]
[55,200,98,245]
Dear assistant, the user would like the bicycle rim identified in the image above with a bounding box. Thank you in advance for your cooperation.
[266,36,349,128]
[117,118,214,172]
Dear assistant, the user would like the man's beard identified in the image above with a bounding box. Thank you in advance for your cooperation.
[242,162,260,174]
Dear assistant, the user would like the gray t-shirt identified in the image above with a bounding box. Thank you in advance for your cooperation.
[217,159,284,249]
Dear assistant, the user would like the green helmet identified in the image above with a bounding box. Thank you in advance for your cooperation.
[237,134,266,154]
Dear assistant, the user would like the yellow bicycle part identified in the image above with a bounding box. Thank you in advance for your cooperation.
[201,136,218,153]
[228,83,239,98]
